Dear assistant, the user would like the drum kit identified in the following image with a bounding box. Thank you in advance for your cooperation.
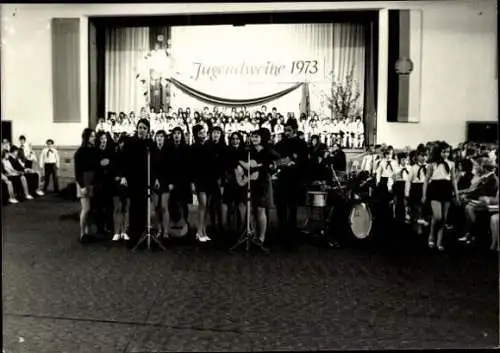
[301,166,375,248]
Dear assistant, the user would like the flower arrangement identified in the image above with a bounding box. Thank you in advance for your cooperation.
[324,67,363,121]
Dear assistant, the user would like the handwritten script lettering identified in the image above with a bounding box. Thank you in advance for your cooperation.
[190,60,319,81]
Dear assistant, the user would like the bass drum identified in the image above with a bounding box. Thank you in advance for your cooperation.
[347,200,373,240]
[327,196,374,245]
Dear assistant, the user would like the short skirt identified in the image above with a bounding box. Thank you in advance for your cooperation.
[156,179,172,195]
[111,181,129,199]
[76,183,94,199]
[245,182,269,209]
[409,183,424,206]
[392,180,406,198]
[222,182,246,205]
[170,184,193,205]
[374,177,392,203]
[193,178,218,195]
[427,179,453,202]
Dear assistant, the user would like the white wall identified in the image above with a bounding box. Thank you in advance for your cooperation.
[1,1,497,146]
[377,1,498,147]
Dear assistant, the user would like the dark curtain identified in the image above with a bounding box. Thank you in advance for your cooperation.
[168,78,303,107]
[52,18,81,123]
[95,23,106,125]
[363,20,378,147]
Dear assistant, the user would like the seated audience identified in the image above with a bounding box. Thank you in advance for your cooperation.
[2,172,19,204]
[2,139,11,153]
[2,150,33,200]
[460,158,498,243]
[18,135,37,169]
[8,146,44,196]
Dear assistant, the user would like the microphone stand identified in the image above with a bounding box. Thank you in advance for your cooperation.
[133,143,166,252]
[230,147,265,252]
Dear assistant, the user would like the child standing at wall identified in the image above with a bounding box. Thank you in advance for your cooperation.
[39,139,60,193]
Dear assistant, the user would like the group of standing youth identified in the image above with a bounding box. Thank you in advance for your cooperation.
[74,117,310,250]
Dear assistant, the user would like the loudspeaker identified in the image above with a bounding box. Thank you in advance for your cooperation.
[1,120,12,142]
[466,122,498,144]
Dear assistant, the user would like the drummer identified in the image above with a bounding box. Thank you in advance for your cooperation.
[307,156,332,188]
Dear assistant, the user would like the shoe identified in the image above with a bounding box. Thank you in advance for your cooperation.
[112,234,121,241]
[458,234,470,242]
[196,233,211,243]
[26,195,34,200]
[437,245,444,252]
[36,190,44,196]
[444,224,453,231]
[121,233,130,241]
[428,239,435,249]
[8,198,19,204]
[417,219,427,225]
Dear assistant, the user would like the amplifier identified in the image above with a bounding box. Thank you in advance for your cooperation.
[466,121,498,144]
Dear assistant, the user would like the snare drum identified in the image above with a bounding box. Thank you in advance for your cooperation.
[348,201,373,240]
[306,190,329,208]
[488,205,499,213]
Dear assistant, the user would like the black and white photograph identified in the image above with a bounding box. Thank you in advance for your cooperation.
[1,1,499,352]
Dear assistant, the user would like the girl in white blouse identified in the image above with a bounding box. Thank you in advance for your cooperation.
[376,146,397,191]
[392,152,410,223]
[422,142,459,251]
[375,146,399,218]
[405,147,429,233]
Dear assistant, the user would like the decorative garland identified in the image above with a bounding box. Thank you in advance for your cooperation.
[166,78,304,108]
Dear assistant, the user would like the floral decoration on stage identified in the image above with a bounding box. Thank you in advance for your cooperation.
[322,68,363,121]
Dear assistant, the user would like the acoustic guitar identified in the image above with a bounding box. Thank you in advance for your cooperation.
[235,160,262,187]
[167,207,189,238]
[236,157,295,186]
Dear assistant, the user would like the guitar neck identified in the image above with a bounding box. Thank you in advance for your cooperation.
[460,172,496,195]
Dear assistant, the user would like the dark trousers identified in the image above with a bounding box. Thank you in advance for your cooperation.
[93,183,114,234]
[275,181,302,242]
[7,175,24,199]
[43,163,59,192]
[393,181,407,223]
